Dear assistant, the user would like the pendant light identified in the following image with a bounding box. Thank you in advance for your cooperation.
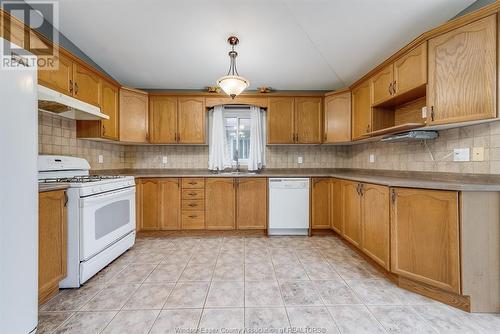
[217,36,249,99]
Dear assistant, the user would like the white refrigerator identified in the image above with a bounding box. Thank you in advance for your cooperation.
[0,38,38,333]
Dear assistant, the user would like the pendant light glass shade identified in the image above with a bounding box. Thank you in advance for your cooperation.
[217,36,249,99]
[217,75,250,99]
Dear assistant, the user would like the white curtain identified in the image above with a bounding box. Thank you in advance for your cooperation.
[248,106,265,171]
[208,105,227,170]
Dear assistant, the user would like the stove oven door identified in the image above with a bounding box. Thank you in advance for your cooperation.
[79,186,136,261]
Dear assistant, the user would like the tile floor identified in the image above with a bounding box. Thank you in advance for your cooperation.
[38,235,500,334]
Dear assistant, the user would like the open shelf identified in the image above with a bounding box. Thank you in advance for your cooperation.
[367,122,426,137]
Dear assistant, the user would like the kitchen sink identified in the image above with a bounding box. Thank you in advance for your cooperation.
[215,171,259,175]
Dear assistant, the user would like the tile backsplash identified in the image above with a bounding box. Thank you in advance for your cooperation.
[38,111,500,174]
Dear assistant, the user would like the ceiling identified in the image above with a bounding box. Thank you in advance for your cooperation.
[51,0,475,91]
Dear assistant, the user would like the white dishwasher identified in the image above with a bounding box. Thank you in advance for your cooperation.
[268,178,310,235]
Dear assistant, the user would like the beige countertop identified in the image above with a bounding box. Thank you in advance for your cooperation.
[39,183,69,193]
[94,168,500,192]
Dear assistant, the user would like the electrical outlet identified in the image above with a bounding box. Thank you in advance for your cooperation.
[453,148,470,162]
[297,156,303,164]
[162,156,168,164]
[369,154,375,163]
[98,155,104,164]
[421,106,427,119]
[472,147,484,161]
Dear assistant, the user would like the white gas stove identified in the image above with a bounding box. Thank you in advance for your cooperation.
[38,155,136,288]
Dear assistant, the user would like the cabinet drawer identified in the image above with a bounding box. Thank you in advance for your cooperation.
[182,199,205,211]
[181,211,205,229]
[182,178,205,189]
[182,189,205,199]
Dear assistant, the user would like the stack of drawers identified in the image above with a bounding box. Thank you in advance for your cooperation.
[181,178,205,229]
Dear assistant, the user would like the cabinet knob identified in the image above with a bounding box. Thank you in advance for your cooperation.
[188,215,198,219]
[188,203,197,207]
[188,192,196,196]
[74,82,79,95]
[69,80,73,93]
[430,106,435,122]
[392,81,397,95]
[391,189,397,204]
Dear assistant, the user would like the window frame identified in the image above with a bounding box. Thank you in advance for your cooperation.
[224,109,251,166]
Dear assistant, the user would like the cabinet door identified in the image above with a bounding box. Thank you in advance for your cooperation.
[120,88,149,143]
[342,180,361,247]
[428,15,496,125]
[100,80,119,140]
[311,178,331,229]
[149,96,177,143]
[331,178,343,234]
[160,178,181,230]
[370,64,394,105]
[324,92,351,143]
[391,188,460,293]
[236,178,267,229]
[267,97,295,144]
[394,42,427,96]
[178,97,206,144]
[361,184,390,269]
[206,178,236,230]
[72,63,101,106]
[137,179,161,230]
[39,190,67,303]
[295,97,322,144]
[351,81,371,140]
[38,52,73,96]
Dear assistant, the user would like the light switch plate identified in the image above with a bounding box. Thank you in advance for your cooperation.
[98,155,104,164]
[472,147,484,161]
[453,148,470,162]
[162,156,168,164]
[297,156,303,164]
[369,154,375,163]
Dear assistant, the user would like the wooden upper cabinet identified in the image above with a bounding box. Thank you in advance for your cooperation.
[361,184,390,269]
[119,88,149,143]
[295,97,322,144]
[393,42,427,96]
[371,64,394,106]
[341,180,362,247]
[178,97,206,144]
[206,178,236,230]
[38,52,73,96]
[72,63,101,107]
[149,96,177,144]
[100,80,119,140]
[160,178,181,230]
[38,190,67,304]
[311,178,331,229]
[391,188,460,293]
[267,97,295,144]
[351,81,371,140]
[428,15,497,125]
[324,91,351,143]
[331,178,343,235]
[236,178,267,229]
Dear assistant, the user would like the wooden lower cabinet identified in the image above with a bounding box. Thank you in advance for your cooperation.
[311,178,331,229]
[39,190,67,304]
[390,188,460,293]
[361,183,390,269]
[331,179,343,234]
[341,180,362,247]
[181,178,205,229]
[206,178,236,230]
[236,178,267,229]
[136,178,181,231]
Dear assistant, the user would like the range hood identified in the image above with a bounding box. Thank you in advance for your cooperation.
[381,131,438,142]
[37,85,109,120]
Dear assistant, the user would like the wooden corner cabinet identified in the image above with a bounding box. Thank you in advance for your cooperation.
[324,91,351,143]
[390,188,460,293]
[351,81,371,140]
[119,87,149,143]
[267,96,322,144]
[427,14,497,125]
[38,190,67,304]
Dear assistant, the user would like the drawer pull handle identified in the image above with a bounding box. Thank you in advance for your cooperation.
[188,182,197,185]
[188,215,198,218]
[188,203,197,207]
[188,192,197,196]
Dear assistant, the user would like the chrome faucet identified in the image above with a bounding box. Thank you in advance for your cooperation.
[233,149,240,172]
